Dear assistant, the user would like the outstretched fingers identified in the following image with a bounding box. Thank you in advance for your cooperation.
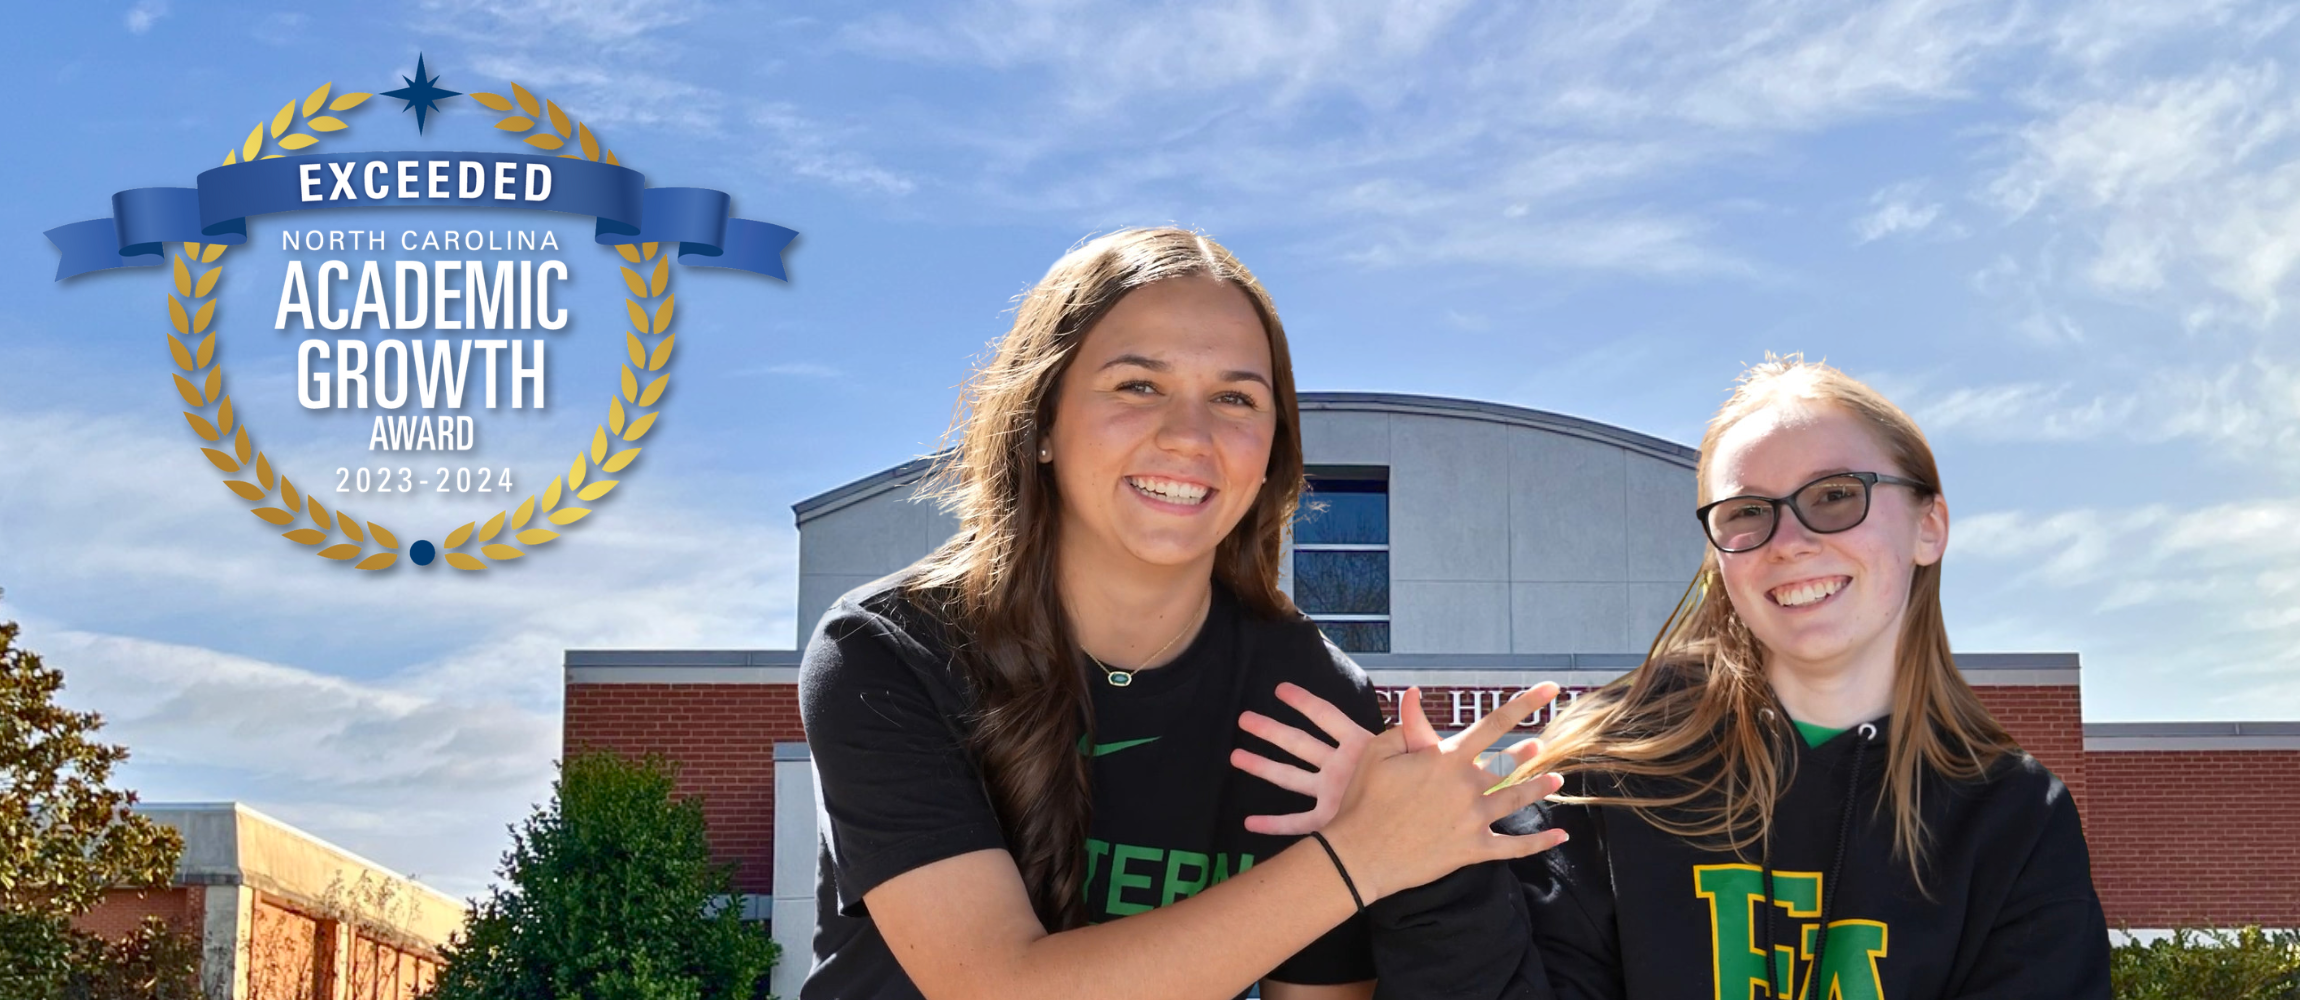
[1238,710,1337,767]
[1229,748,1320,796]
[1274,682,1373,746]
[1479,769,1564,823]
[1444,682,1560,754]
[1488,822,1572,860]
[1395,686,1441,752]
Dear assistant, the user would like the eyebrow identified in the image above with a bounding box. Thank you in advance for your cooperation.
[1718,466,1858,496]
[1100,353,1272,389]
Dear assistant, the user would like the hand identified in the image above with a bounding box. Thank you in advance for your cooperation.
[1232,683,1380,835]
[1314,685,1570,904]
[1232,684,1559,834]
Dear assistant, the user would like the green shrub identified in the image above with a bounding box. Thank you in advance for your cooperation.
[2112,926,2300,1000]
[429,751,779,1000]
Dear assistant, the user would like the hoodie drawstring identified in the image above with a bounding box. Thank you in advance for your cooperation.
[1762,721,1875,998]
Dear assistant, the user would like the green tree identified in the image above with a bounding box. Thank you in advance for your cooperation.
[0,614,195,998]
[430,751,779,1000]
[2112,926,2300,1000]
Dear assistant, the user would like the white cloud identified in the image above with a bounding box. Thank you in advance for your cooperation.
[752,104,917,196]
[739,362,843,379]
[420,10,914,199]
[125,0,169,34]
[250,12,308,46]
[1902,362,2300,460]
[0,405,799,895]
[1854,181,1944,243]
[465,54,727,134]
[19,622,553,903]
[825,0,2048,276]
[1952,498,2300,717]
[418,0,700,43]
[1988,62,2300,319]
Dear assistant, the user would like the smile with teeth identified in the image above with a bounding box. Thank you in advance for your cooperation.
[1769,576,1849,608]
[1127,475,1209,506]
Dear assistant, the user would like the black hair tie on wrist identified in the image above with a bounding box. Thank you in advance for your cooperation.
[1307,831,1365,913]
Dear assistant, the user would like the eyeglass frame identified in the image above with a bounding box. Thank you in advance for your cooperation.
[1693,471,1932,554]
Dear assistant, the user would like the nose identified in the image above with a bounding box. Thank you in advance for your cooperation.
[1154,393,1216,457]
[1767,502,1823,558]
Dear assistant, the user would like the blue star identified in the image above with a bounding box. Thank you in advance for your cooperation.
[382,54,462,133]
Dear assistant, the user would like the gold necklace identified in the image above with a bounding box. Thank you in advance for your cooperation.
[1083,589,1210,689]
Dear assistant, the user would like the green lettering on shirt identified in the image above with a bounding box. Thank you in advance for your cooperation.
[1080,842,1258,921]
[1163,850,1211,906]
[1212,851,1255,884]
[1694,864,1887,999]
[1798,921,1889,1000]
[1084,838,1110,902]
[1695,864,1819,1000]
[1107,844,1161,916]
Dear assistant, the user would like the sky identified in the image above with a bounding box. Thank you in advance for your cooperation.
[2,0,2297,901]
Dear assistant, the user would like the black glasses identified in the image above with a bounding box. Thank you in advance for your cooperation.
[1695,471,1930,553]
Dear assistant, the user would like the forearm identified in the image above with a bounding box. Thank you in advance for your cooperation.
[1010,841,1359,998]
[896,840,1361,1000]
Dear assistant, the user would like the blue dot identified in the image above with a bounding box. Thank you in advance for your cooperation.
[411,540,436,566]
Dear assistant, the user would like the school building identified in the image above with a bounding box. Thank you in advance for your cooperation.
[76,802,466,1000]
[560,392,2300,999]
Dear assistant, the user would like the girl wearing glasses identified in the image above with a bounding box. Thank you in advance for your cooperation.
[797,228,1568,1000]
[1244,356,2109,998]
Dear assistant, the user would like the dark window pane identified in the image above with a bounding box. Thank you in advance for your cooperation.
[1295,487,1387,545]
[1293,551,1388,615]
[1314,621,1389,653]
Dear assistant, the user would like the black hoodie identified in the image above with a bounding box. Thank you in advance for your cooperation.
[1366,717,2110,1000]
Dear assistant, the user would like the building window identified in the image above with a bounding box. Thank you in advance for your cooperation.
[1294,470,1388,652]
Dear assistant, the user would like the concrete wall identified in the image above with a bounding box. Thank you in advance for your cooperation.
[795,485,958,648]
[1296,403,1703,655]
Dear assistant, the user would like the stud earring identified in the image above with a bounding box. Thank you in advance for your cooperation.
[1039,446,1051,462]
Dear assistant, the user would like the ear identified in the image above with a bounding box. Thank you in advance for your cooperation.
[1912,493,1948,567]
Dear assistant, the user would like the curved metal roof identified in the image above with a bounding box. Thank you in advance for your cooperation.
[793,391,1697,524]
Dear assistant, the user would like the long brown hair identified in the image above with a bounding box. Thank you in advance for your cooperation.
[1534,355,2020,886]
[902,228,1306,929]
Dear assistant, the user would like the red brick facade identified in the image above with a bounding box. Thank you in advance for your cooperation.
[72,885,202,939]
[564,673,2300,928]
[2086,750,2300,928]
[564,682,803,896]
[1372,683,2091,812]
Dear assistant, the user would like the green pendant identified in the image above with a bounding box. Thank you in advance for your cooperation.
[1107,670,1133,688]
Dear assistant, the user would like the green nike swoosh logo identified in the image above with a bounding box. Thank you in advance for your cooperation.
[1080,736,1161,757]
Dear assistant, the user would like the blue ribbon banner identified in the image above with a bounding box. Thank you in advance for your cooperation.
[45,151,795,281]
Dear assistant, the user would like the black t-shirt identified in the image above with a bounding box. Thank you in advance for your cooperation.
[798,573,1385,1000]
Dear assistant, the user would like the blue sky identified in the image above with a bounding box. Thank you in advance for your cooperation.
[3,1,2297,899]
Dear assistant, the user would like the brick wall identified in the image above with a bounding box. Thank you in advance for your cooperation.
[1372,683,2091,817]
[250,894,322,1000]
[343,928,442,1000]
[2084,750,2300,928]
[570,676,2300,929]
[1973,685,2090,822]
[73,885,202,939]
[563,683,803,896]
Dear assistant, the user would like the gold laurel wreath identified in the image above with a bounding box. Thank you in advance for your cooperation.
[167,80,678,573]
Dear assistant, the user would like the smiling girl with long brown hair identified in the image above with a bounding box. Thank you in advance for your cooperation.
[798,227,1566,1000]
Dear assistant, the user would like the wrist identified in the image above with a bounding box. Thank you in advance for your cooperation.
[1309,822,1386,905]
